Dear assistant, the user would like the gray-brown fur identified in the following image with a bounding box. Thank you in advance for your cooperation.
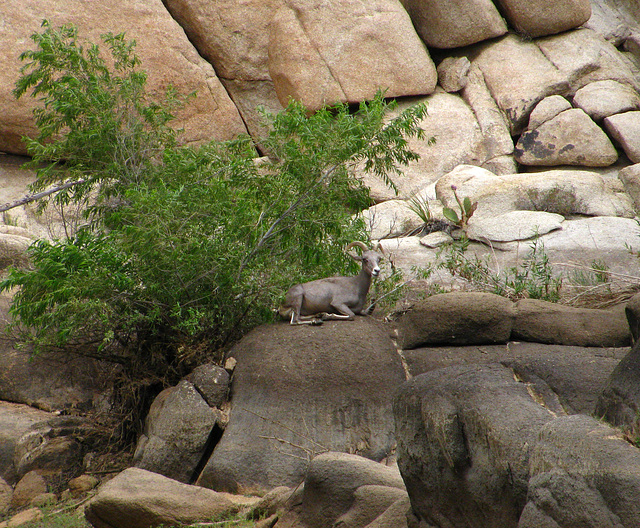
[278,242,382,325]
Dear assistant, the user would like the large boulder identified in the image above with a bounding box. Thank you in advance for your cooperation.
[493,0,591,38]
[604,111,640,163]
[0,290,112,413]
[361,93,490,201]
[513,299,630,347]
[0,0,246,155]
[84,467,238,528]
[0,477,11,516]
[402,342,628,415]
[514,108,619,167]
[162,0,285,138]
[196,318,406,494]
[595,337,640,426]
[436,165,635,219]
[394,363,556,528]
[12,416,87,481]
[573,80,640,122]
[586,0,640,43]
[395,292,516,350]
[0,402,58,484]
[461,65,516,175]
[268,0,437,111]
[467,29,639,135]
[519,415,640,528]
[299,452,406,528]
[465,210,564,243]
[399,0,507,49]
[467,35,568,134]
[619,163,640,211]
[536,29,640,95]
[133,379,222,484]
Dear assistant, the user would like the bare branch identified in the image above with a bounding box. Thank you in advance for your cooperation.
[0,179,86,213]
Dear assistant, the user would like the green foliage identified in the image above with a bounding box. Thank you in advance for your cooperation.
[442,185,477,229]
[406,194,432,224]
[438,235,563,302]
[3,22,428,444]
[14,19,184,212]
[7,508,89,528]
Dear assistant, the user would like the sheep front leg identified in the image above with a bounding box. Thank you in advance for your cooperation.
[322,304,355,321]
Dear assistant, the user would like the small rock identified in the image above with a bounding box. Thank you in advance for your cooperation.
[255,514,279,528]
[6,508,43,527]
[29,492,56,508]
[85,467,237,528]
[604,111,640,163]
[224,357,237,372]
[419,230,454,248]
[527,95,572,130]
[10,471,47,510]
[67,474,99,496]
[437,57,471,92]
[573,80,640,121]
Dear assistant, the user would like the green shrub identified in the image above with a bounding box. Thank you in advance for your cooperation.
[3,21,428,445]
[438,235,563,302]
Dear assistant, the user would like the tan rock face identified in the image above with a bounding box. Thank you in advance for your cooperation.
[162,0,285,137]
[468,35,569,134]
[515,108,619,167]
[493,0,591,38]
[400,0,507,49]
[0,0,246,155]
[268,0,437,111]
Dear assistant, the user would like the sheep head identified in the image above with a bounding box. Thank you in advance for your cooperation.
[345,241,382,278]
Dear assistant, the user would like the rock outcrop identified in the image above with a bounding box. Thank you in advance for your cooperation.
[195,318,405,494]
[1,0,247,156]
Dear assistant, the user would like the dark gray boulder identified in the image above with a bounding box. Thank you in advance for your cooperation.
[513,299,630,347]
[300,452,406,528]
[595,293,640,426]
[185,363,230,408]
[625,291,640,343]
[133,379,220,483]
[403,342,627,415]
[395,292,516,349]
[394,363,556,528]
[0,295,113,413]
[518,414,640,528]
[595,338,640,426]
[197,318,406,494]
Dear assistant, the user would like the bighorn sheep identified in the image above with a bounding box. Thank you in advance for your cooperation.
[278,241,383,325]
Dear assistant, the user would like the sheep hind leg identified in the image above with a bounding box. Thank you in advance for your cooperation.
[290,311,324,326]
